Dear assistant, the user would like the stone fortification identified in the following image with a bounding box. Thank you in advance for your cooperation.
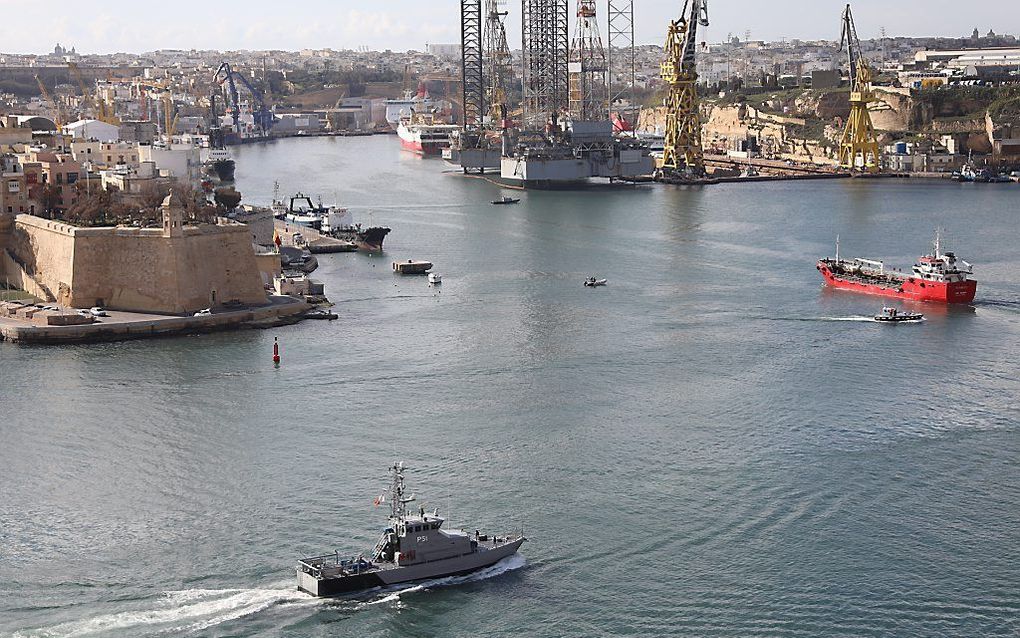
[8,201,267,314]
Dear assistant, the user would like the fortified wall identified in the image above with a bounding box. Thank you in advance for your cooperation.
[6,196,268,313]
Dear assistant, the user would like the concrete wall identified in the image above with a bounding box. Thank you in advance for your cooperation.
[11,214,268,313]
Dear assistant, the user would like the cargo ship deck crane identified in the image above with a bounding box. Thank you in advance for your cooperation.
[658,0,709,179]
[838,3,880,173]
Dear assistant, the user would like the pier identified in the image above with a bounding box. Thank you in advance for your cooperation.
[0,295,310,344]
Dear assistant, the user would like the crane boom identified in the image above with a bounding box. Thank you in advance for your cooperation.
[35,75,63,130]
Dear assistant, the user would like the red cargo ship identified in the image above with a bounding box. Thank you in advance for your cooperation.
[817,232,976,304]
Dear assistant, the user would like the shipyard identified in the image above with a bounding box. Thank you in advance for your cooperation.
[3,2,1020,637]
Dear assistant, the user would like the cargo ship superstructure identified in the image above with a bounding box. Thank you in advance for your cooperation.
[817,232,977,304]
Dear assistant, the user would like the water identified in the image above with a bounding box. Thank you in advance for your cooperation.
[2,136,1019,637]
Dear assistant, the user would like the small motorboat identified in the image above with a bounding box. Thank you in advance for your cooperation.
[874,307,923,322]
[428,273,442,285]
[584,277,608,287]
[492,196,521,205]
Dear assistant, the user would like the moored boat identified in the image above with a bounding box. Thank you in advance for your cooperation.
[272,190,390,252]
[397,115,459,157]
[817,231,976,304]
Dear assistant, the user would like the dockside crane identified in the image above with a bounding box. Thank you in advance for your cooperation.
[68,62,119,125]
[658,0,709,179]
[34,75,63,131]
[484,0,514,127]
[213,62,275,137]
[838,3,880,173]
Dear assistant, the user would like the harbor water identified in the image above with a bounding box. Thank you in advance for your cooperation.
[2,136,1019,636]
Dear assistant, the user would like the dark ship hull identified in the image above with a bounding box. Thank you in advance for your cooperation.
[331,226,391,252]
[204,159,236,182]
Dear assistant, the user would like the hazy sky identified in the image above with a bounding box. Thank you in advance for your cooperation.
[4,1,1018,54]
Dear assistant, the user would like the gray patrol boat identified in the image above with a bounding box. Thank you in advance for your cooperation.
[297,462,526,597]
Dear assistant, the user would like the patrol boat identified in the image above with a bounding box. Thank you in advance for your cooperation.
[296,462,526,597]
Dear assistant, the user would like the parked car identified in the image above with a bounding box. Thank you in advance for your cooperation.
[89,307,108,317]
[194,308,212,316]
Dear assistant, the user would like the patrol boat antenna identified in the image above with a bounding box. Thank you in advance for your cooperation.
[389,461,415,522]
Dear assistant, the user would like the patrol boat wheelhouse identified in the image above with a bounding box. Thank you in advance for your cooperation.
[297,462,525,597]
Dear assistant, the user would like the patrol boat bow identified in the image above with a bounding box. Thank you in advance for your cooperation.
[297,462,525,597]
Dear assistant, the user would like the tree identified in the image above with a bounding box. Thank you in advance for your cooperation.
[40,184,62,218]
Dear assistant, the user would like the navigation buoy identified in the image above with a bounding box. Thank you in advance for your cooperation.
[273,337,281,366]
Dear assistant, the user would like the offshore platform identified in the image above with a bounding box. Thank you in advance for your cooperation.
[449,0,654,188]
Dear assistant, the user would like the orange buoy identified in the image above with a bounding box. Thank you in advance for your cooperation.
[273,337,280,365]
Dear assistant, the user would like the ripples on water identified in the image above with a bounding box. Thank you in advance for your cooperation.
[2,138,1018,636]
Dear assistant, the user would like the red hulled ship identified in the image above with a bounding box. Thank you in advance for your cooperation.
[816,232,976,304]
[396,115,458,157]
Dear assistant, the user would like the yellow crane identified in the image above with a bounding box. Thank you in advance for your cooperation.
[34,75,63,130]
[659,0,709,179]
[162,93,179,138]
[68,61,120,125]
[838,4,880,172]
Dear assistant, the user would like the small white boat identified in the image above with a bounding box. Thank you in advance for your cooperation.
[428,273,442,284]
[874,307,923,323]
[584,277,607,287]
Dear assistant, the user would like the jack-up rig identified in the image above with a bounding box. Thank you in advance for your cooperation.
[449,0,654,188]
[656,0,709,182]
[837,3,880,173]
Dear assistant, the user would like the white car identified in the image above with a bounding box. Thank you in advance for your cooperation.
[89,307,108,317]
[194,308,212,316]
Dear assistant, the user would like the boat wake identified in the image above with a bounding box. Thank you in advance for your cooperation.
[767,316,876,323]
[357,553,528,608]
[16,556,527,637]
[818,316,877,322]
[17,581,314,638]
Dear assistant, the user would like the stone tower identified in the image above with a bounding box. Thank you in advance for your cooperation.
[161,190,185,238]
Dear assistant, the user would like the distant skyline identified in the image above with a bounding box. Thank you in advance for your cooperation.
[2,1,1017,55]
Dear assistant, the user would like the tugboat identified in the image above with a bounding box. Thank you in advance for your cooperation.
[296,462,526,597]
[817,230,976,304]
[873,307,924,323]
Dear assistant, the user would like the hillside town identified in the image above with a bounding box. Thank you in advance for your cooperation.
[1,18,1019,341]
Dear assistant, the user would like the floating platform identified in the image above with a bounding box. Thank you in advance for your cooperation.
[393,260,433,275]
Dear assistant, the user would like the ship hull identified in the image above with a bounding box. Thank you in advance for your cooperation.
[331,227,390,252]
[297,538,524,597]
[204,159,235,182]
[817,261,976,304]
[399,137,445,157]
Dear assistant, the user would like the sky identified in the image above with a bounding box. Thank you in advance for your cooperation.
[2,0,1018,54]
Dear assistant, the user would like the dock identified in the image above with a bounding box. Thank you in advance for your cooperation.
[392,260,433,275]
[274,219,357,254]
[0,295,311,344]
